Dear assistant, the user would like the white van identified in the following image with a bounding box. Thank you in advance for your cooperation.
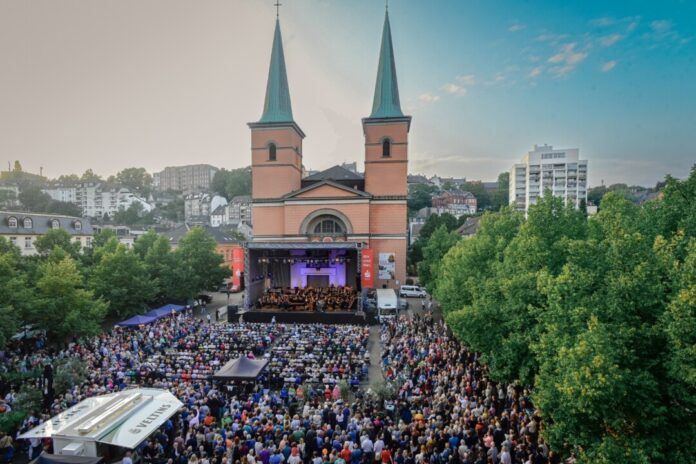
[399,285,427,298]
[376,289,399,322]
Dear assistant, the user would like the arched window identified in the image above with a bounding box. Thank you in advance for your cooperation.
[74,220,82,231]
[268,143,277,161]
[51,219,60,229]
[23,217,33,229]
[7,216,17,228]
[308,215,346,236]
[382,139,391,157]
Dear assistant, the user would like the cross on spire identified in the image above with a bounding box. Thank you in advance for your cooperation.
[274,1,282,18]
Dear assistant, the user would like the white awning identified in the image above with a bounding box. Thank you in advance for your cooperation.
[19,389,182,450]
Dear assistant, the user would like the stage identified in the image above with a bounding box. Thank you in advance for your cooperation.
[240,308,367,325]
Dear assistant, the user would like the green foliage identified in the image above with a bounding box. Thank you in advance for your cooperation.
[34,256,107,342]
[115,167,152,195]
[90,243,152,317]
[113,202,153,226]
[175,226,230,297]
[34,229,80,257]
[428,167,696,462]
[0,243,34,346]
[14,384,43,416]
[53,358,89,395]
[211,167,252,200]
[407,183,438,214]
[17,186,81,216]
[417,225,459,293]
[80,168,102,182]
[0,411,27,434]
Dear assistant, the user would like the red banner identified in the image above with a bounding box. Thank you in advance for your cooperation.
[231,247,245,288]
[361,248,375,289]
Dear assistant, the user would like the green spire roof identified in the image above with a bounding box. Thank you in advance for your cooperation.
[370,10,404,119]
[258,19,294,124]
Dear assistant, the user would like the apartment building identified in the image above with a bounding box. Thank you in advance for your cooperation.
[510,144,588,214]
[154,164,218,193]
[0,211,94,256]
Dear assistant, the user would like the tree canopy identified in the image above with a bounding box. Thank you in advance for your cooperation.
[425,166,696,462]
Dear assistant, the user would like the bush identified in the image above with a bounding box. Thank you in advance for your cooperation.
[14,384,43,415]
[0,411,26,434]
[53,358,88,396]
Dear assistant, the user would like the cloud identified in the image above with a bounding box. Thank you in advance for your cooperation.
[547,42,589,77]
[599,33,624,47]
[509,23,526,32]
[651,19,672,32]
[601,60,617,72]
[456,74,476,86]
[418,93,440,103]
[589,17,615,27]
[441,83,467,96]
[535,33,569,43]
[529,67,543,78]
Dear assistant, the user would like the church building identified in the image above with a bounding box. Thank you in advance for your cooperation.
[245,9,411,305]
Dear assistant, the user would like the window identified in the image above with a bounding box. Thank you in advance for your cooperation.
[7,216,17,228]
[74,220,82,231]
[51,219,60,229]
[24,237,32,249]
[23,217,33,229]
[268,143,277,161]
[86,237,92,248]
[313,218,344,234]
[9,237,16,246]
[382,139,391,157]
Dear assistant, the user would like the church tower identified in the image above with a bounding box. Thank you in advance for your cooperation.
[363,9,411,287]
[248,19,305,200]
[362,9,411,198]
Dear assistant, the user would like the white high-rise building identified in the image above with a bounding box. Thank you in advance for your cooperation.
[510,144,588,214]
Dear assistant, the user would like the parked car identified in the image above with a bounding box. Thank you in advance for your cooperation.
[399,285,427,298]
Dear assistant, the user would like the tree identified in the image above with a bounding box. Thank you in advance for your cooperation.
[144,235,191,304]
[56,174,80,183]
[90,244,152,317]
[115,167,153,195]
[80,169,102,182]
[0,242,34,347]
[460,181,491,210]
[417,225,459,293]
[175,227,230,298]
[18,187,53,212]
[113,202,145,226]
[490,171,509,211]
[33,256,106,343]
[211,167,252,200]
[408,183,438,214]
[34,229,80,257]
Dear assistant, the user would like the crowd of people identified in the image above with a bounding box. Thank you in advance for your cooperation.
[266,325,369,387]
[0,302,567,464]
[257,286,357,312]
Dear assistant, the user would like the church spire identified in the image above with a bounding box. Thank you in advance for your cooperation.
[369,10,404,119]
[258,19,294,123]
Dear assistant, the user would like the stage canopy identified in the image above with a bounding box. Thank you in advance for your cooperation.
[30,453,103,464]
[115,314,156,327]
[213,356,269,381]
[145,304,186,320]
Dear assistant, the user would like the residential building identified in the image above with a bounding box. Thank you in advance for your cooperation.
[92,225,148,248]
[227,195,252,226]
[43,182,152,218]
[154,164,219,193]
[183,193,227,223]
[429,175,466,189]
[0,211,94,256]
[456,216,481,239]
[408,217,426,245]
[0,184,20,208]
[510,144,588,214]
[432,190,477,217]
[210,205,227,227]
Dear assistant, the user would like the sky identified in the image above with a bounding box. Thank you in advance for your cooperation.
[0,0,694,187]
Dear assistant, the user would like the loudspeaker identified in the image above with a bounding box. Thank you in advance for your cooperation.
[227,305,239,323]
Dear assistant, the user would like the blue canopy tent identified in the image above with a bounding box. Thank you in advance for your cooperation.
[145,304,186,320]
[115,314,157,327]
